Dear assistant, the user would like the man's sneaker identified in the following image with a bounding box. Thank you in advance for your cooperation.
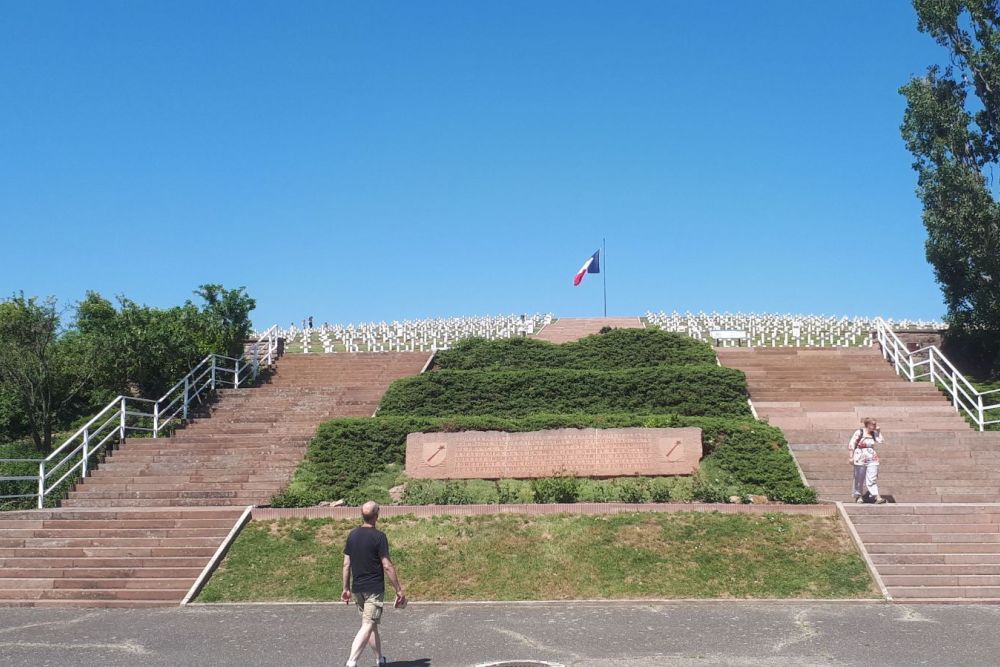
[376,659,388,666]
[875,496,887,504]
[855,497,864,504]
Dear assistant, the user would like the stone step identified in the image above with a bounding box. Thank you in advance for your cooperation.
[0,556,211,568]
[0,567,205,578]
[887,585,1000,599]
[0,528,231,538]
[74,483,283,493]
[0,587,187,601]
[878,564,1000,575]
[0,537,229,548]
[0,577,194,590]
[0,546,219,557]
[60,498,261,507]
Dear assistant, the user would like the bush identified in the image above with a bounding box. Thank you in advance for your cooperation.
[402,479,447,505]
[277,414,812,505]
[432,328,716,371]
[531,476,579,503]
[648,477,674,502]
[497,479,534,504]
[769,484,818,504]
[577,478,618,502]
[664,477,694,502]
[378,366,750,418]
[615,477,652,503]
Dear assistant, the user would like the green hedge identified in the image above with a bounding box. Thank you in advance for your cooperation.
[270,414,814,507]
[377,366,750,418]
[432,328,716,371]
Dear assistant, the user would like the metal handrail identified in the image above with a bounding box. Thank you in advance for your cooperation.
[1,325,282,508]
[874,317,997,432]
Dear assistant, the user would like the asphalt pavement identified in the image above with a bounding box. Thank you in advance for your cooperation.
[1,601,999,667]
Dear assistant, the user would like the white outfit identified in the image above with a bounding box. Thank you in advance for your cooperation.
[849,429,883,498]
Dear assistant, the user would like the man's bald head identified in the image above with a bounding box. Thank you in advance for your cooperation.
[361,501,380,524]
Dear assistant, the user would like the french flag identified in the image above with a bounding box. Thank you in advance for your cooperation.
[573,250,601,286]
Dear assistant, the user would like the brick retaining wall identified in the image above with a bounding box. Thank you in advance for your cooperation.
[253,502,835,520]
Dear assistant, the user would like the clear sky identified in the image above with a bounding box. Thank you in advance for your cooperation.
[1,1,951,328]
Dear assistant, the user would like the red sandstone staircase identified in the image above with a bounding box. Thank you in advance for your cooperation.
[715,347,988,503]
[0,352,430,607]
[534,317,644,343]
[717,346,1000,602]
[846,504,1000,602]
[0,507,243,607]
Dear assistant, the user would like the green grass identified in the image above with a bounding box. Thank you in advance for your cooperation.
[198,512,876,602]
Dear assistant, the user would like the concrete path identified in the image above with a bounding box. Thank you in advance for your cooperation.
[2,601,999,666]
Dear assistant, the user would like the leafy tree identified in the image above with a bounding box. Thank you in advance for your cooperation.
[900,0,1000,373]
[0,295,97,452]
[0,284,257,450]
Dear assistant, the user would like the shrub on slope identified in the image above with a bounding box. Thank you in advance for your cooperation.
[271,414,813,507]
[432,328,715,371]
[377,366,750,418]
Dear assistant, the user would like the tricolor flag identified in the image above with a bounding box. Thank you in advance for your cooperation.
[573,250,601,286]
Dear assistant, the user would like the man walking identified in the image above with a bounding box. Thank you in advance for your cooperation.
[342,501,406,667]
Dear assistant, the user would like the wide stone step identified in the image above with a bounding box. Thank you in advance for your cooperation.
[878,564,1000,575]
[74,483,282,493]
[0,537,229,548]
[0,566,204,578]
[0,528,231,538]
[887,585,1000,599]
[0,556,211,568]
[0,577,194,590]
[0,587,186,601]
[60,498,261,507]
[0,546,219,557]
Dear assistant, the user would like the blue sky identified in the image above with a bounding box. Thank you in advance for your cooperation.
[1,1,950,327]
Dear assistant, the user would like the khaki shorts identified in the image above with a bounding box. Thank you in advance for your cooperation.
[352,591,384,624]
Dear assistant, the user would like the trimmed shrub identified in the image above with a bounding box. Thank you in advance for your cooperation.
[402,479,447,505]
[432,328,716,371]
[273,414,810,506]
[378,366,750,418]
[615,477,652,503]
[531,476,579,503]
[497,479,534,504]
[577,478,619,503]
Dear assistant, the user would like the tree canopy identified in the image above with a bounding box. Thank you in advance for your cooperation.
[900,0,1000,372]
[0,284,256,451]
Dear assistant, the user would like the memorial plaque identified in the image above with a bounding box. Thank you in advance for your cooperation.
[405,427,702,480]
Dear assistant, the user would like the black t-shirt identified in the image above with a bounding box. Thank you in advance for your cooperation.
[343,526,390,594]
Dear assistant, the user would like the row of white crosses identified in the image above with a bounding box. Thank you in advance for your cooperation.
[265,314,553,354]
[644,311,944,348]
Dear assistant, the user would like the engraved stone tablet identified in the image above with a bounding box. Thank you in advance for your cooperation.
[405,427,702,480]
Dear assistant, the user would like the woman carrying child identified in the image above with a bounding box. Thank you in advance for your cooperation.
[849,417,886,504]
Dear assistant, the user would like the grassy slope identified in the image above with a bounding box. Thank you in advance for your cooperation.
[198,513,876,602]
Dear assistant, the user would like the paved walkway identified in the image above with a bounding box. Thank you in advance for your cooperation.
[2,601,1000,666]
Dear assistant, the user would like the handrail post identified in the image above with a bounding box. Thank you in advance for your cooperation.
[234,360,241,389]
[37,461,45,509]
[979,394,985,432]
[183,376,189,421]
[153,401,159,438]
[119,397,127,442]
[952,373,959,412]
[82,427,90,477]
[211,359,217,391]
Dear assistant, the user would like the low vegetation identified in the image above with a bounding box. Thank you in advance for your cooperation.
[271,415,815,507]
[377,366,750,418]
[432,328,716,370]
[197,513,875,602]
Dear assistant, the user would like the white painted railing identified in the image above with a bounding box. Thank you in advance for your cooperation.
[874,317,1000,431]
[0,325,281,508]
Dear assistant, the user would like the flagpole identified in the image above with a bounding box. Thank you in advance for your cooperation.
[602,237,607,317]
